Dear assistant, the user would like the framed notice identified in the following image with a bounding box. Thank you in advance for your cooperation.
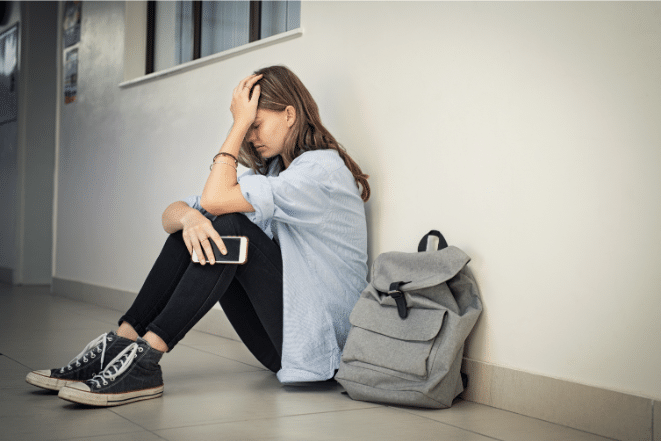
[63,1,81,48]
[64,48,78,104]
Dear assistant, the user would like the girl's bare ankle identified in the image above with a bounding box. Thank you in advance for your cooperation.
[117,322,139,341]
[143,332,169,353]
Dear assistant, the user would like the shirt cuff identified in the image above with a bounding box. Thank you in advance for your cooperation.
[182,195,216,220]
[238,174,275,227]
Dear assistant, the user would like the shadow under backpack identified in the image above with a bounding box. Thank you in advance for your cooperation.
[336,230,483,409]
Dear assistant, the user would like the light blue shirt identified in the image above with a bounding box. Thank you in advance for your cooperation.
[185,150,368,383]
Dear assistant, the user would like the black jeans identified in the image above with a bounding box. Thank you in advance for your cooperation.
[119,213,283,373]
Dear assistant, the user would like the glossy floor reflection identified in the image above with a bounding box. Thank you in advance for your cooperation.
[0,284,614,441]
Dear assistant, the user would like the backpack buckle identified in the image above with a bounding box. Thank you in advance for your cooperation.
[387,281,410,319]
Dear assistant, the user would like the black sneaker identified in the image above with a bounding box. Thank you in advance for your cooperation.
[26,331,133,391]
[58,338,164,407]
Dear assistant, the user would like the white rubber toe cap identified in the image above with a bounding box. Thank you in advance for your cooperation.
[26,370,65,391]
[65,382,92,392]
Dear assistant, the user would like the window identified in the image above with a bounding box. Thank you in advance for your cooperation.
[146,1,300,74]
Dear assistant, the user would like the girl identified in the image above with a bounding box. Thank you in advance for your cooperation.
[26,66,370,407]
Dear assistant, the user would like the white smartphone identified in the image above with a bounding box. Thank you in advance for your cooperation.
[191,236,248,265]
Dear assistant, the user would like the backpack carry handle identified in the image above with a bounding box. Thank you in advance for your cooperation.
[418,230,448,252]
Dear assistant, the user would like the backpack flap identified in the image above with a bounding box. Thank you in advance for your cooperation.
[370,246,470,299]
[349,288,446,341]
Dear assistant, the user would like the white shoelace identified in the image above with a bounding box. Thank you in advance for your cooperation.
[88,342,143,389]
[60,332,111,373]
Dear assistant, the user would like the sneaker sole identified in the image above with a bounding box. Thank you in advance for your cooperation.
[58,384,164,407]
[26,370,81,391]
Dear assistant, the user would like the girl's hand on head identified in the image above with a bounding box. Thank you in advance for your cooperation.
[180,209,227,266]
[230,74,263,130]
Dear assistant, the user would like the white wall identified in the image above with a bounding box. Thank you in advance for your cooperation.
[55,2,661,400]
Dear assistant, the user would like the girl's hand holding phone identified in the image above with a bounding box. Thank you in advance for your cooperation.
[180,209,226,266]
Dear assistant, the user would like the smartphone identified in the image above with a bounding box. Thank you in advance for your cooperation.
[191,236,248,265]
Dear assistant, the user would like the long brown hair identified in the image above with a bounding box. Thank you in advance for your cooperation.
[238,65,370,202]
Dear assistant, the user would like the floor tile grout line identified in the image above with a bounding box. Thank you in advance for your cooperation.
[0,353,34,371]
[393,406,505,441]
[400,401,620,441]
[148,405,386,433]
[107,406,172,441]
[476,403,622,441]
[51,426,168,441]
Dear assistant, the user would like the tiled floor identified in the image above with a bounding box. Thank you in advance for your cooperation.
[0,283,615,441]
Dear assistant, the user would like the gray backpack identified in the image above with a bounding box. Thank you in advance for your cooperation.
[336,231,482,409]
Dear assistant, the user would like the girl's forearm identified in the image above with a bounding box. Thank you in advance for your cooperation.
[200,124,251,214]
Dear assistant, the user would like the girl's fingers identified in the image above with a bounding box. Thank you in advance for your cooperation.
[237,74,263,94]
[183,235,193,256]
[192,240,206,265]
[200,238,216,265]
[207,229,227,256]
[245,74,263,88]
[234,76,251,94]
[236,78,248,93]
[250,84,260,103]
[212,237,227,256]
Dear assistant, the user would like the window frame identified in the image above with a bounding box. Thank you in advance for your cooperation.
[120,1,302,88]
[145,0,266,75]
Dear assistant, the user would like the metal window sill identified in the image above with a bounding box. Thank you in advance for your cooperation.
[119,28,303,89]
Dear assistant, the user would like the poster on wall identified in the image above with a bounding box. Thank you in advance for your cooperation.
[0,24,18,124]
[63,1,81,48]
[64,48,78,104]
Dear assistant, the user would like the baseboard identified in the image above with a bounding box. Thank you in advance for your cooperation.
[50,277,657,441]
[0,266,13,284]
[461,358,658,441]
[51,277,242,342]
